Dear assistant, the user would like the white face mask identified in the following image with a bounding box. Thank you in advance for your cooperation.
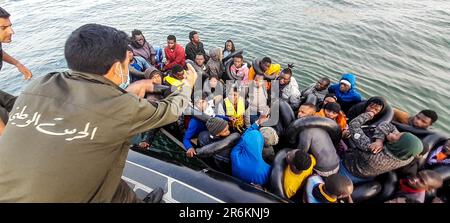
[116,64,130,89]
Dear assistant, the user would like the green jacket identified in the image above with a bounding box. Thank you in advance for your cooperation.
[0,71,191,202]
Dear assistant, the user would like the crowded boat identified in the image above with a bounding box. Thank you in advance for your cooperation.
[124,29,449,203]
[0,6,448,203]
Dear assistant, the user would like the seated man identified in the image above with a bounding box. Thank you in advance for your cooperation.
[230,54,249,84]
[340,112,423,184]
[388,170,443,203]
[223,86,246,133]
[245,73,270,127]
[231,116,277,187]
[127,46,152,83]
[163,64,186,89]
[248,57,281,80]
[283,149,316,200]
[196,117,233,173]
[186,53,208,80]
[185,31,209,62]
[163,35,185,72]
[279,64,301,111]
[315,102,347,132]
[426,139,450,166]
[297,103,317,119]
[183,96,230,158]
[393,109,438,130]
[300,77,330,106]
[129,29,157,65]
[328,73,363,114]
[304,174,353,203]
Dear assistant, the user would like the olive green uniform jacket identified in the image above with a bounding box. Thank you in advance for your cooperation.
[0,71,191,202]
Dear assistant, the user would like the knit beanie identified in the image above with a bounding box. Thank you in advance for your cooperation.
[206,117,228,136]
[260,127,279,146]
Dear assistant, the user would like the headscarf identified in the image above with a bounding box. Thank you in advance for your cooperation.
[385,132,423,160]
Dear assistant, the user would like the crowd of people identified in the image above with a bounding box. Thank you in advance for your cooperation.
[0,6,448,203]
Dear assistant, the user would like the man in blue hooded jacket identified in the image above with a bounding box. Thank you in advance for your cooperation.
[231,116,277,187]
[328,73,363,114]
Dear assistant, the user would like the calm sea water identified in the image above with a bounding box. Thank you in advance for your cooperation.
[1,0,449,133]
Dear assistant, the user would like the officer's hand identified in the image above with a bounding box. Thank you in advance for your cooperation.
[184,63,198,88]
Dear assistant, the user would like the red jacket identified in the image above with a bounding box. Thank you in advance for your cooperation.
[164,44,186,70]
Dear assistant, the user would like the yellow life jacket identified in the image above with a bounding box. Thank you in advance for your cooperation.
[164,76,183,87]
[224,97,245,132]
[224,97,245,118]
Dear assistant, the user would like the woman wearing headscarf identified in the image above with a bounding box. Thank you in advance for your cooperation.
[206,47,224,79]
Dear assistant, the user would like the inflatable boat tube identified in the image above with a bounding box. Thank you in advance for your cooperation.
[222,49,243,64]
[260,99,294,137]
[431,165,450,182]
[269,149,289,198]
[420,132,448,155]
[123,150,288,203]
[279,100,296,130]
[371,171,398,202]
[286,116,342,146]
[252,58,277,81]
[297,128,340,173]
[432,165,450,181]
[224,59,236,80]
[351,181,382,203]
[413,133,449,169]
[196,133,241,158]
[305,94,318,106]
[392,121,436,139]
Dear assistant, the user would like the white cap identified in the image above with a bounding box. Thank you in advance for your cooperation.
[340,80,351,87]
